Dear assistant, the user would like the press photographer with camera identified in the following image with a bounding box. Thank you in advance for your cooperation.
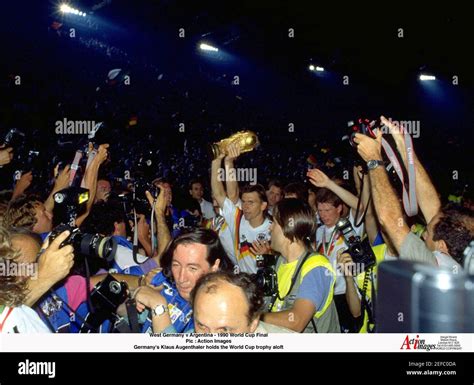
[262,198,340,333]
[354,116,474,269]
[0,226,52,333]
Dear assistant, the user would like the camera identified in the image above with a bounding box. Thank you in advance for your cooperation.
[255,254,278,297]
[335,217,375,272]
[53,186,90,227]
[49,224,118,263]
[78,274,129,333]
[2,128,25,149]
[116,178,160,217]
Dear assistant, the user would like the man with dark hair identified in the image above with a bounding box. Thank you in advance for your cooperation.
[188,179,215,220]
[284,182,308,203]
[191,271,293,333]
[80,200,148,275]
[266,179,284,215]
[134,228,234,333]
[355,116,474,270]
[212,152,272,274]
[262,198,340,333]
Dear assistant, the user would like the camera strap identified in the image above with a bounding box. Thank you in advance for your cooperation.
[69,150,83,186]
[132,208,140,265]
[357,267,376,333]
[80,148,97,188]
[353,174,372,228]
[270,250,312,310]
[380,132,418,217]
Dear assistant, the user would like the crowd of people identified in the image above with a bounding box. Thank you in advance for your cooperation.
[0,112,473,333]
[1,17,473,334]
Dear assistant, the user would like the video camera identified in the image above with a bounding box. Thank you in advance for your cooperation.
[335,217,375,272]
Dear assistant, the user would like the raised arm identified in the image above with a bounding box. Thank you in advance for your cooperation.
[381,115,441,224]
[211,152,227,208]
[354,131,410,253]
[76,144,109,227]
[224,141,241,205]
[307,168,363,215]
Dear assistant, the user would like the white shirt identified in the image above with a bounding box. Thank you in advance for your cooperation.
[0,305,51,333]
[200,199,216,220]
[221,198,272,274]
[316,211,364,295]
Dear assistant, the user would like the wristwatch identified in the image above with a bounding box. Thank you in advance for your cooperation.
[367,160,384,171]
[152,304,168,317]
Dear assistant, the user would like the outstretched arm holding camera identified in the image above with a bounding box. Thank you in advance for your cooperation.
[24,230,75,307]
[380,115,441,224]
[146,183,171,262]
[44,165,71,212]
[354,131,410,253]
[76,144,109,227]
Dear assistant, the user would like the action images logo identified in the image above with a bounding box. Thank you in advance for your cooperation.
[400,335,437,351]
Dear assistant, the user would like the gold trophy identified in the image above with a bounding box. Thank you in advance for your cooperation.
[209,130,259,159]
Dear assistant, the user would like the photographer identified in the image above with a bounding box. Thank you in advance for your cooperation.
[262,198,340,333]
[0,226,71,333]
[354,116,474,269]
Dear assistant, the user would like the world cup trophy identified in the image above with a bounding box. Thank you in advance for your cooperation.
[209,130,259,159]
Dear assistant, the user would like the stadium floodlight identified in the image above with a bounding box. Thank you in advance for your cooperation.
[309,64,315,71]
[60,4,71,13]
[199,43,219,52]
[315,66,325,72]
[419,74,436,81]
[59,3,86,16]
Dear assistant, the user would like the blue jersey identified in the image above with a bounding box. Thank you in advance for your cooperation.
[141,272,193,333]
[109,236,147,276]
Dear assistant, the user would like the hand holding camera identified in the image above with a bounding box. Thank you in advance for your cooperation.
[38,230,75,286]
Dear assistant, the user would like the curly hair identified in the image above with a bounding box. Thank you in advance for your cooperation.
[4,195,41,230]
[190,271,265,324]
[0,226,28,307]
[433,205,474,264]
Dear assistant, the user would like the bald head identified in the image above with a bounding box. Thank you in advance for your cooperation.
[192,272,263,333]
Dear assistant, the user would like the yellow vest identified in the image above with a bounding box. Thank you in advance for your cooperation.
[356,244,387,333]
[272,252,336,319]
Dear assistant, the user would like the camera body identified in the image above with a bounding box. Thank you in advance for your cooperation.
[53,186,90,227]
[336,217,376,272]
[79,274,129,332]
[255,254,278,297]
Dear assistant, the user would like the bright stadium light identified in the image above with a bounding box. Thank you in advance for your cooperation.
[60,4,71,13]
[199,43,219,52]
[59,3,86,16]
[309,64,315,71]
[315,66,325,72]
[419,74,436,81]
